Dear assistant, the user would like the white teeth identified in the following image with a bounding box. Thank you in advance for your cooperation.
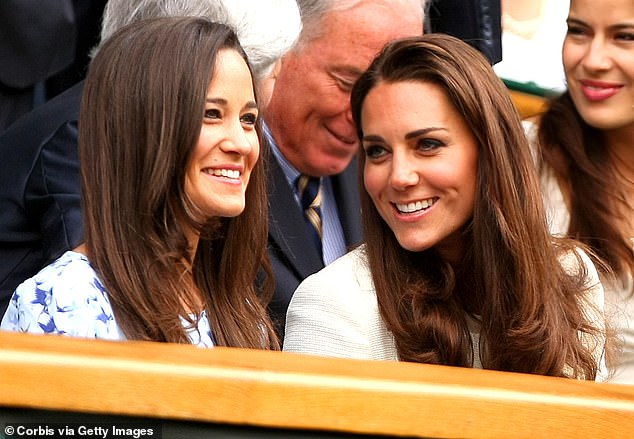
[206,169,241,179]
[395,198,435,213]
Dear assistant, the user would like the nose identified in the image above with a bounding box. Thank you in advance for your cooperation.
[582,36,612,72]
[221,119,254,155]
[389,150,419,190]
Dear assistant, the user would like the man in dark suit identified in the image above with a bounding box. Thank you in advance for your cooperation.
[0,0,77,132]
[263,0,426,337]
[0,82,84,316]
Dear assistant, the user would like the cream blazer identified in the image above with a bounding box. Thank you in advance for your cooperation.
[284,245,607,380]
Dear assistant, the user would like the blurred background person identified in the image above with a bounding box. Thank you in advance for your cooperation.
[528,0,634,384]
[494,0,569,93]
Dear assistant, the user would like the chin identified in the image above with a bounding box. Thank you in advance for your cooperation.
[224,207,246,218]
[318,156,355,176]
[395,238,429,253]
[206,204,246,219]
[581,113,629,131]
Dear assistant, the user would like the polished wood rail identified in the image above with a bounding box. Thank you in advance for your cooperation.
[509,89,549,119]
[1,331,633,438]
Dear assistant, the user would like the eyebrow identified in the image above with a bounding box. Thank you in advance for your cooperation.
[362,127,446,143]
[404,128,446,140]
[206,97,258,109]
[567,17,634,30]
[331,66,365,78]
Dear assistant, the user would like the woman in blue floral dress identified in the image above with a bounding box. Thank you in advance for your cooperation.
[1,17,278,349]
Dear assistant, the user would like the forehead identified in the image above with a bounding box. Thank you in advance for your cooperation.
[362,81,466,130]
[305,2,422,71]
[207,49,254,96]
[569,0,634,20]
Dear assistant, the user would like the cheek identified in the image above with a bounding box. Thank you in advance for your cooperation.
[322,88,351,115]
[195,130,215,157]
[562,43,581,72]
[458,166,478,212]
[242,136,260,185]
[248,135,260,166]
[623,60,634,80]
[363,164,384,200]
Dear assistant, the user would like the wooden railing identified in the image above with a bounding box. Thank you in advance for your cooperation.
[1,331,634,438]
[504,78,554,119]
[509,88,548,118]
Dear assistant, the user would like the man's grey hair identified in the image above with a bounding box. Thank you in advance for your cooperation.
[294,0,427,48]
[223,0,301,79]
[94,0,301,79]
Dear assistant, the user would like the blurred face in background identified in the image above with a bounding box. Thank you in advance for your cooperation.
[563,0,634,132]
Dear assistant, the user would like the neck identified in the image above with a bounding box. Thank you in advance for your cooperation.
[73,243,88,257]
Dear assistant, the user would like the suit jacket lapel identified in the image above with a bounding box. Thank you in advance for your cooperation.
[268,156,324,278]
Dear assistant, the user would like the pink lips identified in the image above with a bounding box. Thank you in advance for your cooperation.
[579,79,623,102]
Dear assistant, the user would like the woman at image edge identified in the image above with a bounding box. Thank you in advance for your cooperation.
[284,34,607,380]
[528,0,634,383]
[1,17,278,349]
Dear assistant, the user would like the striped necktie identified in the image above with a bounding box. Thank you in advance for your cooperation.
[296,175,322,254]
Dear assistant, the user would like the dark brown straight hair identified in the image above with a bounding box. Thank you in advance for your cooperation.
[350,34,603,378]
[79,17,278,349]
[538,92,634,291]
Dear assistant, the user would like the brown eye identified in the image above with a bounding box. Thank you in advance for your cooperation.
[417,138,444,152]
[364,144,387,159]
[204,109,221,120]
[240,112,258,126]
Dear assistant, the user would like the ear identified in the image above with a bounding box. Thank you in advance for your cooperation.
[270,58,283,80]
[258,59,284,108]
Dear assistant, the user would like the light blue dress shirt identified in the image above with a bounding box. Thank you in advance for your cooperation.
[263,124,347,265]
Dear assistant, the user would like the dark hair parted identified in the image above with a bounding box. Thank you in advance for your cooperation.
[350,34,603,378]
[538,92,634,291]
[79,17,278,349]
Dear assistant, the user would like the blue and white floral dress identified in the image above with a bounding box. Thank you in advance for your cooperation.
[0,251,214,347]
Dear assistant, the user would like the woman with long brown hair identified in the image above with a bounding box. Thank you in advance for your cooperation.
[284,34,607,379]
[528,0,634,384]
[1,17,278,349]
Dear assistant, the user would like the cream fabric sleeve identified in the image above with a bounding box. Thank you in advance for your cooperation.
[283,246,398,361]
[560,247,608,381]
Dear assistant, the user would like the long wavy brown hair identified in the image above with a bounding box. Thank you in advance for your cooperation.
[79,17,278,349]
[538,92,634,291]
[350,34,603,378]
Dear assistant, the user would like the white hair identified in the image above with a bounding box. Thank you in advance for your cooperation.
[294,0,426,47]
[223,0,302,80]
[95,0,301,79]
